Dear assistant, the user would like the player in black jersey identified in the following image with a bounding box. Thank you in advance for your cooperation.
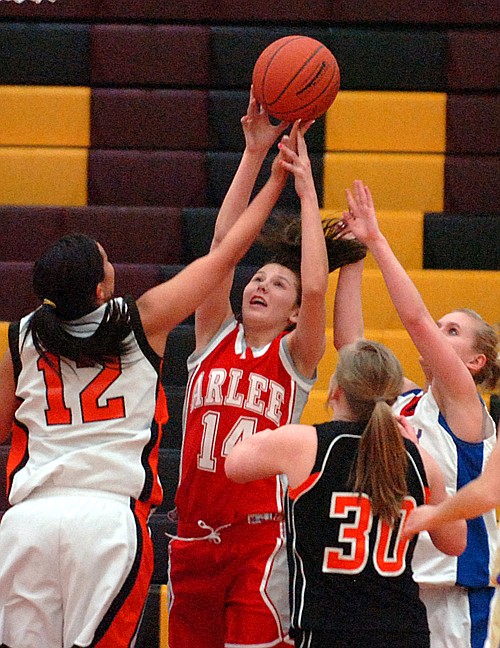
[226,338,466,648]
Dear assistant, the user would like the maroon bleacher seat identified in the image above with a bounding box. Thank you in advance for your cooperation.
[91,89,210,150]
[88,151,207,207]
[445,157,500,213]
[0,206,182,265]
[447,96,500,154]
[447,30,500,90]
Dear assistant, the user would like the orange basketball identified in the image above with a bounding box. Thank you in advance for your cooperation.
[252,35,340,122]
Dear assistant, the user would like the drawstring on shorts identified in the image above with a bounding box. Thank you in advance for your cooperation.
[165,519,232,544]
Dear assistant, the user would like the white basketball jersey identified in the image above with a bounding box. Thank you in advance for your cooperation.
[7,297,165,507]
[394,387,498,588]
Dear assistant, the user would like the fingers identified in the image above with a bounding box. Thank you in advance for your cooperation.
[246,86,259,118]
[296,128,308,157]
[274,119,290,138]
[299,119,315,136]
[345,188,356,215]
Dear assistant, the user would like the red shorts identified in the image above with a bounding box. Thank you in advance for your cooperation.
[167,519,292,648]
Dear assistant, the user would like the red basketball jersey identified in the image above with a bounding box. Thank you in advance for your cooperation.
[175,318,315,531]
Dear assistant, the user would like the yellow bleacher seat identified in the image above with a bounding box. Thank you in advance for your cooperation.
[325,269,500,330]
[0,147,88,206]
[323,152,445,212]
[322,209,423,270]
[315,328,424,391]
[159,584,169,648]
[0,322,10,359]
[325,91,446,153]
[0,86,90,147]
[301,389,331,425]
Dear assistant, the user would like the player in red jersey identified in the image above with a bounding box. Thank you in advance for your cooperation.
[167,94,366,648]
[0,128,293,647]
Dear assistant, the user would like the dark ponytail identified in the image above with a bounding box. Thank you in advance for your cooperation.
[28,234,131,366]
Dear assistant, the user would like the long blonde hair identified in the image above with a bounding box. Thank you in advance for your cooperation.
[333,339,407,524]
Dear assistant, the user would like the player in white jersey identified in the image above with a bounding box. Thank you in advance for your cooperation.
[0,149,295,648]
[404,418,500,648]
[338,180,500,648]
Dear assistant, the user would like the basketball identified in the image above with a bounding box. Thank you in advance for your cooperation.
[252,35,340,122]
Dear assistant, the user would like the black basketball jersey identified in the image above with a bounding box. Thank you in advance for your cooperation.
[286,419,430,640]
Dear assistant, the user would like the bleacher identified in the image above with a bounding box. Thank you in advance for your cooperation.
[0,1,498,645]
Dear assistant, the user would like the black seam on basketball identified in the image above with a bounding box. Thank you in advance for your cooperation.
[263,44,324,106]
[296,61,328,96]
[260,35,305,104]
[268,67,338,119]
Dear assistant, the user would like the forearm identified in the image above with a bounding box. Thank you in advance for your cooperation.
[432,478,497,525]
[333,259,365,349]
[139,174,284,338]
[218,173,286,266]
[212,149,268,248]
[299,192,329,297]
[368,235,430,329]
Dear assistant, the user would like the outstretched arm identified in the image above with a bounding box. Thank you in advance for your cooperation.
[342,181,483,442]
[138,166,287,355]
[404,439,500,539]
[333,258,365,350]
[195,90,288,350]
[225,423,318,489]
[283,128,329,379]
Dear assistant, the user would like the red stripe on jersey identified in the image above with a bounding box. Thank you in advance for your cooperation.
[146,374,168,507]
[424,485,431,505]
[94,500,154,648]
[289,472,321,500]
[6,417,28,497]
[399,394,422,418]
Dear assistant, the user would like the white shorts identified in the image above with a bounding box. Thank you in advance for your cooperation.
[419,584,494,648]
[0,488,153,648]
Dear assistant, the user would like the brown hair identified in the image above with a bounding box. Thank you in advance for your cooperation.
[333,339,407,524]
[258,212,367,304]
[454,309,500,393]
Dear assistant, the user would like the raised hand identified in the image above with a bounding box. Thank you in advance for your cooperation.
[241,86,289,155]
[341,180,382,245]
[275,120,316,199]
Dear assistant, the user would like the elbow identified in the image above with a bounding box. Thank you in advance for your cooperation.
[451,523,468,556]
[446,520,468,557]
[430,520,467,556]
[302,277,329,303]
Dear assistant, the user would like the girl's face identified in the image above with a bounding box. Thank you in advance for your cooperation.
[418,311,482,381]
[96,242,115,303]
[242,263,300,330]
[436,311,479,363]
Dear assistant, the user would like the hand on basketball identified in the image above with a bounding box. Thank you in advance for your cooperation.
[241,86,289,155]
[341,180,382,245]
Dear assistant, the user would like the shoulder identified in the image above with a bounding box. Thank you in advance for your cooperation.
[189,316,238,367]
[278,333,317,390]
